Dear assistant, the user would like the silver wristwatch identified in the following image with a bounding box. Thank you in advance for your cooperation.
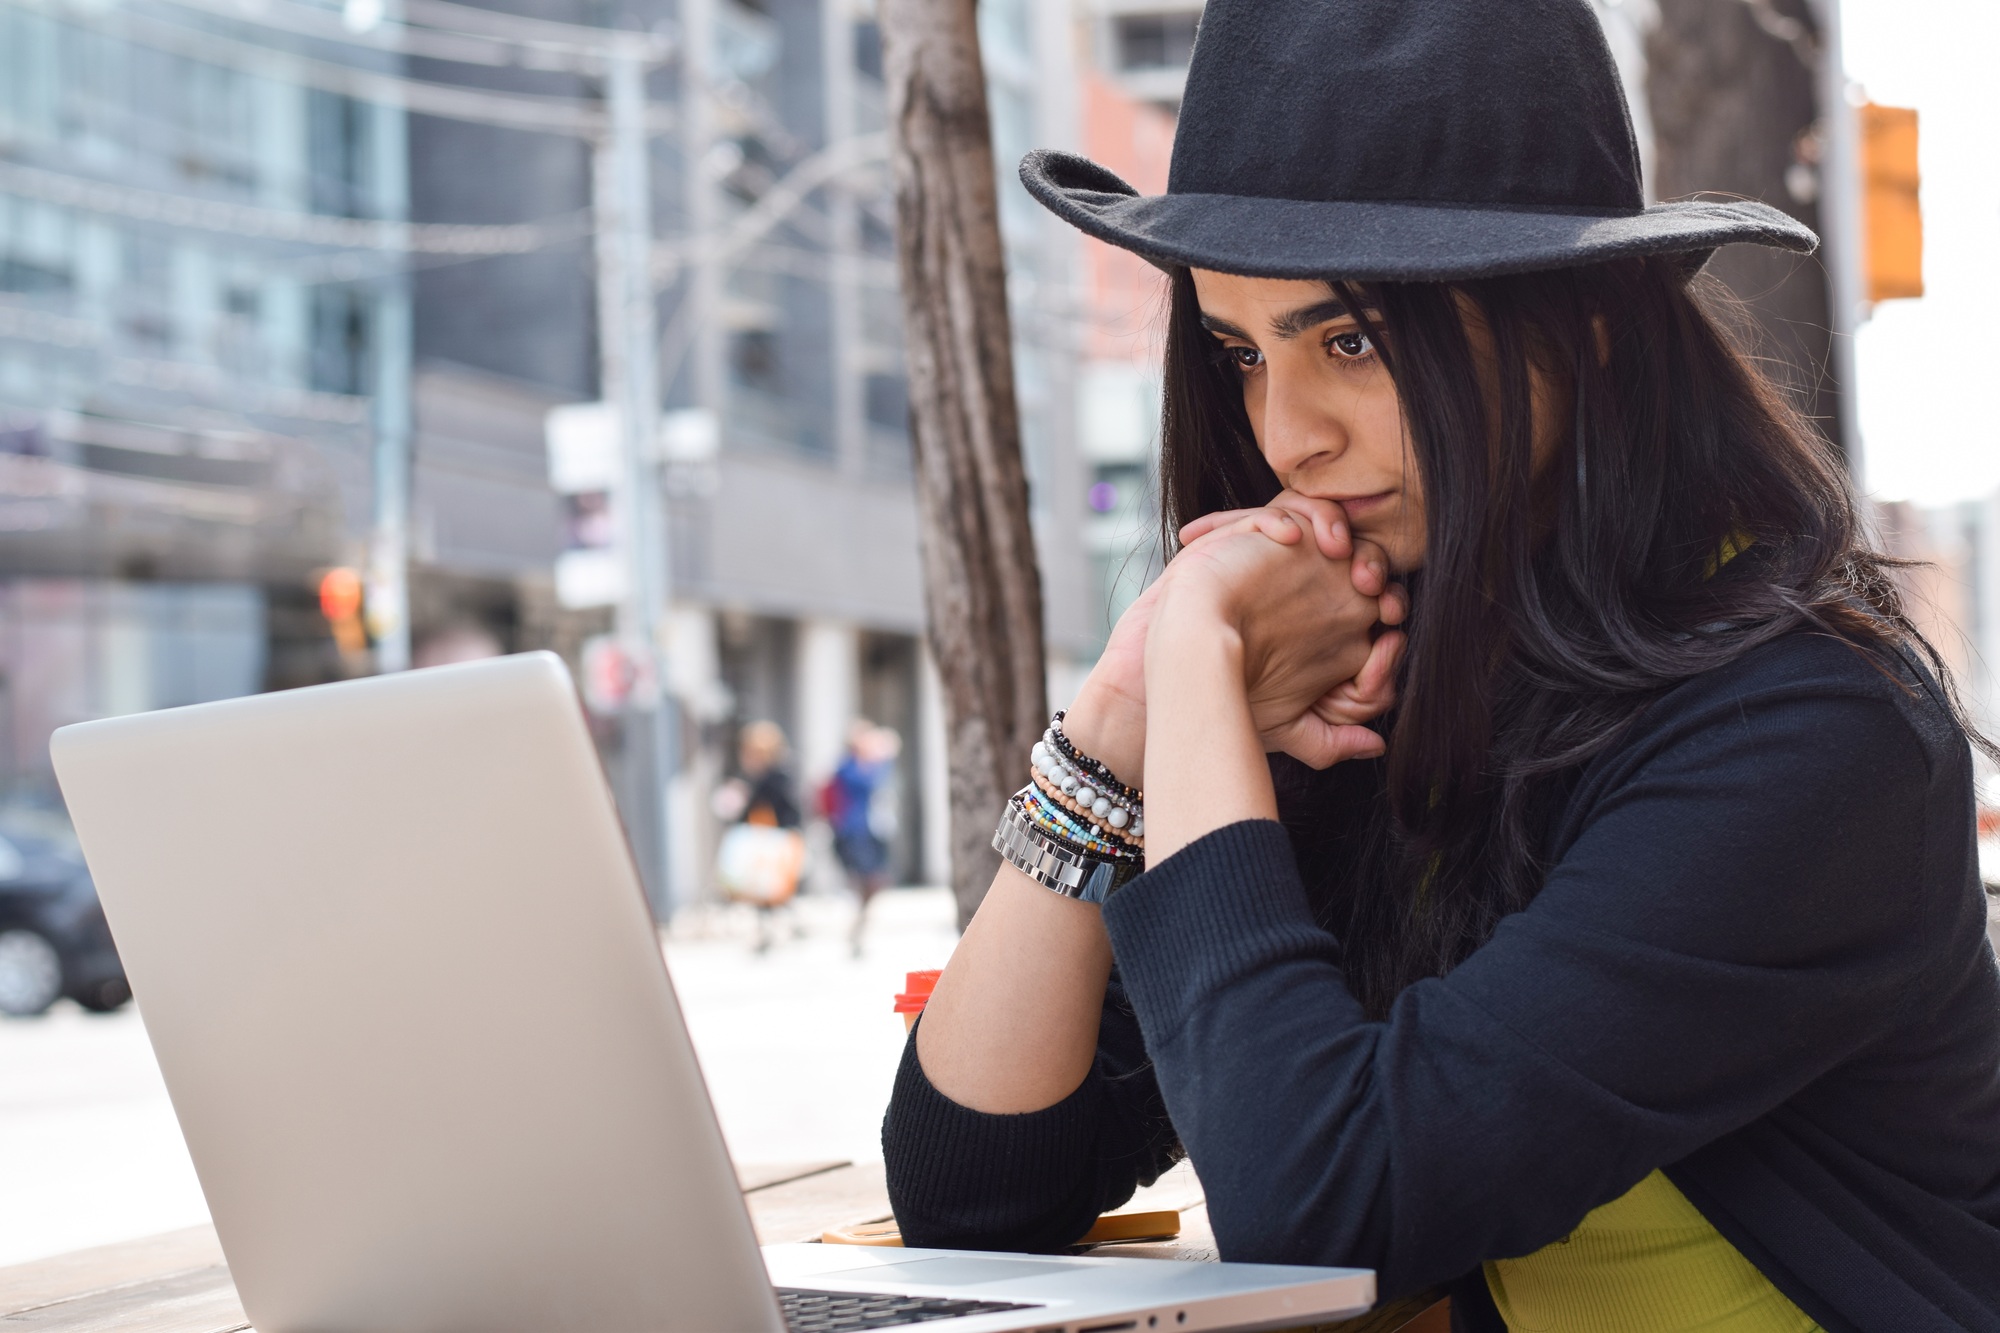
[991,792,1140,905]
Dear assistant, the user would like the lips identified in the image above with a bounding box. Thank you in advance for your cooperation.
[1328,492,1395,519]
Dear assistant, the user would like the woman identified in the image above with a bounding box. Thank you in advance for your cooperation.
[713,719,804,950]
[882,3,2000,1331]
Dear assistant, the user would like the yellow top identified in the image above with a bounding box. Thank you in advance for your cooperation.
[1483,1171,1824,1333]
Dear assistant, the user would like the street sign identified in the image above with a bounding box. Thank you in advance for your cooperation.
[660,407,720,462]
[545,402,620,494]
[555,548,624,609]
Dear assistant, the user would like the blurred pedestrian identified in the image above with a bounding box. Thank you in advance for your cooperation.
[819,720,901,956]
[712,720,805,952]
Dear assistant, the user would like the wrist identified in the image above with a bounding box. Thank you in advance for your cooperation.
[1141,620,1268,864]
[1146,587,1245,683]
[1062,677,1146,790]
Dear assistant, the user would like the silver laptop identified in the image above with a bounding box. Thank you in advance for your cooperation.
[50,652,1374,1333]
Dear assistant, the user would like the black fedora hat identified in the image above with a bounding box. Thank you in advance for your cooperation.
[1021,0,1817,282]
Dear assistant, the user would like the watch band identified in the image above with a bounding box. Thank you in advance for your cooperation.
[991,792,1140,905]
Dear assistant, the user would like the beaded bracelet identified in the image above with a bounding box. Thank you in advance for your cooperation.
[1029,746,1143,841]
[1029,767,1145,852]
[1033,714,1144,839]
[1019,785,1137,860]
[1048,711,1142,805]
[1030,786,1135,860]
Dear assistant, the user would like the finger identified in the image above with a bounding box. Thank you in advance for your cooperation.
[1267,492,1352,560]
[1302,633,1405,727]
[1378,580,1409,627]
[1322,724,1389,765]
[1347,538,1391,597]
[1350,630,1406,704]
[1178,507,1258,546]
[1278,718,1388,770]
[1205,509,1305,546]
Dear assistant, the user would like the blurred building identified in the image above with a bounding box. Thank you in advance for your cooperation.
[0,0,1123,908]
[1085,0,1201,108]
[1067,67,1172,663]
[0,0,401,784]
[1879,495,2000,741]
[401,0,1109,902]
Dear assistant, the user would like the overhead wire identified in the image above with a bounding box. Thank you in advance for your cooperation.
[0,158,590,253]
[0,298,371,426]
[19,0,668,138]
[154,0,672,75]
[398,0,667,58]
[0,0,921,439]
[157,0,611,74]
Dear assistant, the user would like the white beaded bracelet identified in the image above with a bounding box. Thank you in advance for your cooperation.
[1029,737,1143,840]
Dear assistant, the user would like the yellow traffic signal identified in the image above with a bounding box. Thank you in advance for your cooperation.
[1861,103,1923,302]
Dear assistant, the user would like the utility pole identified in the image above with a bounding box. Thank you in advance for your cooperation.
[1811,0,1866,478]
[820,0,864,475]
[368,69,413,673]
[878,0,1049,930]
[368,292,413,673]
[595,38,675,919]
[680,0,724,418]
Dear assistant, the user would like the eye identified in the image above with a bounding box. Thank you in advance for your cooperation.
[1327,331,1374,361]
[1215,344,1263,372]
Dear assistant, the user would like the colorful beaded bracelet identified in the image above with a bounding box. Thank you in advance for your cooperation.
[1030,767,1144,852]
[1020,785,1137,861]
[1021,787,1131,860]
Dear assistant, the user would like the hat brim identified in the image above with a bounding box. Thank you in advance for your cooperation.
[1020,150,1817,283]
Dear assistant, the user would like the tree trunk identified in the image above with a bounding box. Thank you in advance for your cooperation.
[879,0,1048,930]
[1646,0,1843,454]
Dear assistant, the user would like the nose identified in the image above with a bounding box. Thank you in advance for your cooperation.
[1256,360,1348,484]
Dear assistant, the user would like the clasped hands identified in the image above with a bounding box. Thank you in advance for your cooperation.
[1075,492,1407,784]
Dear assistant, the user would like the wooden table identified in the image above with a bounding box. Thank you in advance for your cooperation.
[0,1162,1445,1333]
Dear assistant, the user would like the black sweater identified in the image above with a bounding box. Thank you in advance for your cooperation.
[881,633,2000,1333]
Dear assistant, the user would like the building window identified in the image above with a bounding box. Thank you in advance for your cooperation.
[309,286,370,395]
[0,258,71,295]
[307,91,373,220]
[853,20,883,81]
[1114,12,1199,71]
[730,328,780,393]
[864,373,907,432]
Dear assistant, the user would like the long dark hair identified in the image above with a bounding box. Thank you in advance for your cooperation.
[1159,256,1990,1017]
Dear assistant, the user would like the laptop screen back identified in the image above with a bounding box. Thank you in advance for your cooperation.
[52,653,781,1333]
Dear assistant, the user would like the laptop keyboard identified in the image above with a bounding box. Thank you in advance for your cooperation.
[778,1286,1040,1331]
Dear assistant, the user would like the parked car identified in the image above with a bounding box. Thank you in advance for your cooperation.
[0,807,129,1017]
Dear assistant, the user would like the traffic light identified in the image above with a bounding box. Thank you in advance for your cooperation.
[317,567,368,657]
[1861,103,1923,303]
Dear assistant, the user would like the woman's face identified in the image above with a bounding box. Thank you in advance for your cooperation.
[1190,269,1568,574]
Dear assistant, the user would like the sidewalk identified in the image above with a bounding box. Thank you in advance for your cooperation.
[0,885,959,1268]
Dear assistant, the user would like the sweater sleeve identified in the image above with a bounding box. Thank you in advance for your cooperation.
[881,976,1183,1252]
[1101,686,1934,1298]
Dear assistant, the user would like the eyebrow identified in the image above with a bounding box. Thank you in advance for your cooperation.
[1199,297,1354,343]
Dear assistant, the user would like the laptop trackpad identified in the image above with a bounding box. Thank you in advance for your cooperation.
[834,1257,1080,1287]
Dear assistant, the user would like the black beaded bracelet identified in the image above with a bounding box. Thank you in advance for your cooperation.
[1048,711,1142,805]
